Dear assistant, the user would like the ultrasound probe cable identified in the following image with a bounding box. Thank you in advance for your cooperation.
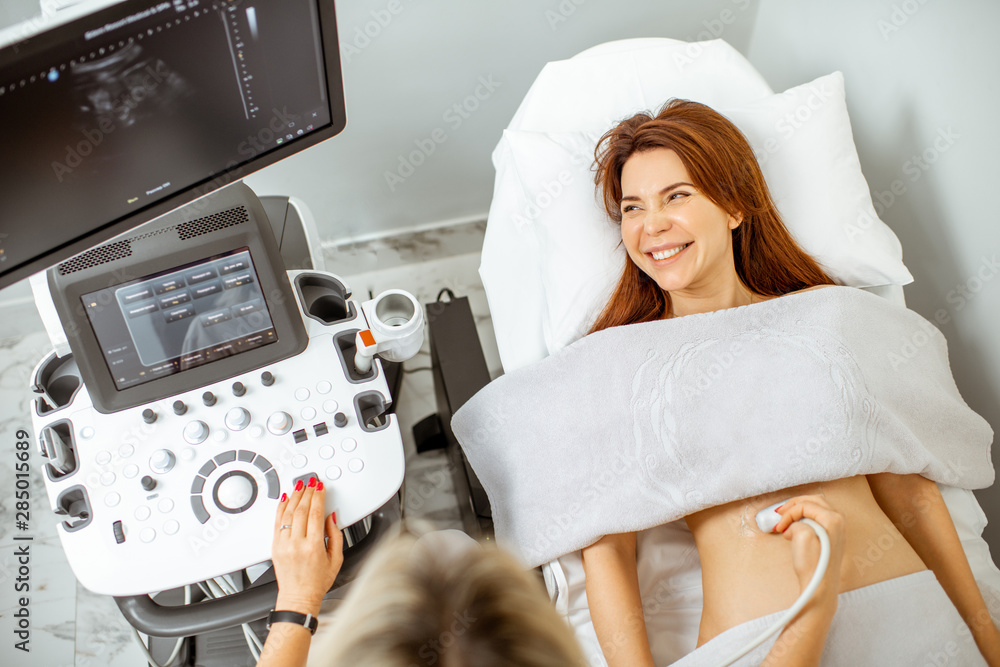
[713,506,831,667]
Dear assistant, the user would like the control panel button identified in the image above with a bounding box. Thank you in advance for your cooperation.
[252,454,272,472]
[215,473,255,511]
[301,407,317,421]
[123,464,140,479]
[267,411,293,436]
[316,380,332,395]
[318,445,334,460]
[261,371,275,386]
[348,458,364,473]
[158,498,174,513]
[191,476,206,494]
[250,425,265,439]
[81,426,95,440]
[214,450,237,465]
[293,429,308,444]
[180,448,196,462]
[325,465,342,481]
[232,381,246,397]
[225,407,251,431]
[198,460,217,477]
[191,496,210,524]
[341,438,357,453]
[118,444,134,458]
[294,387,310,402]
[163,520,180,536]
[100,471,116,486]
[96,450,112,465]
[322,400,339,414]
[202,391,217,407]
[264,469,280,499]
[292,454,307,469]
[314,423,329,437]
[140,528,156,543]
[142,408,157,424]
[113,520,125,544]
[334,412,348,428]
[104,493,121,508]
[173,400,187,415]
[184,420,209,445]
[141,475,157,492]
[149,449,175,474]
[135,506,151,521]
[213,430,228,442]
[237,450,255,463]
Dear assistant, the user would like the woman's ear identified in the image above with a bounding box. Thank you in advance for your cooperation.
[728,212,744,230]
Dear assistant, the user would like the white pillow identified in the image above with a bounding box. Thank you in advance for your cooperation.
[502,71,914,354]
[482,38,775,373]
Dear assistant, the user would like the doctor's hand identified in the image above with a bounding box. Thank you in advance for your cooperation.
[271,478,343,616]
[772,495,846,606]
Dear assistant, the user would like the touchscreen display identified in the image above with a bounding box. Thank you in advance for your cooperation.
[82,248,276,390]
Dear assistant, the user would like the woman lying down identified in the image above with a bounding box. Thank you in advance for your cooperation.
[453,100,1000,665]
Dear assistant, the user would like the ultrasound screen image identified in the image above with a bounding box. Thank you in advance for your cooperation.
[81,247,277,390]
[0,0,331,276]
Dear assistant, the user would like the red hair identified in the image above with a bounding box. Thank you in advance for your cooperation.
[589,99,834,334]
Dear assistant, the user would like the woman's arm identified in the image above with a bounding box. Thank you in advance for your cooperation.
[581,531,654,667]
[762,495,847,667]
[256,479,343,667]
[868,473,1000,665]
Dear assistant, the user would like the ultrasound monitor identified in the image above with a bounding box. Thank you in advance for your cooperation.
[0,0,345,289]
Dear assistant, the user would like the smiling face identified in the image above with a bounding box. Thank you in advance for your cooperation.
[619,148,743,297]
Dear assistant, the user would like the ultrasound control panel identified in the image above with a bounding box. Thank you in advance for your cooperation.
[31,268,410,596]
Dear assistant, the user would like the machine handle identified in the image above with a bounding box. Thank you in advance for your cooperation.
[114,499,398,638]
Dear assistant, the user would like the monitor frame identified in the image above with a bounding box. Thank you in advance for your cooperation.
[0,0,346,290]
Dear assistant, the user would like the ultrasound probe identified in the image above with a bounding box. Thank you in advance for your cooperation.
[714,499,831,667]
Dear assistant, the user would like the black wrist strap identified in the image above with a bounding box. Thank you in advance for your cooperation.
[267,609,318,635]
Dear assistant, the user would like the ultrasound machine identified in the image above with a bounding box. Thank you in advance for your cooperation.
[1,1,420,664]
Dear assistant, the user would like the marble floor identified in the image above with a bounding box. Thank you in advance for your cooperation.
[0,220,501,667]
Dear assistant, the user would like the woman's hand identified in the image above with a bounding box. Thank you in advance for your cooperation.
[758,495,847,667]
[772,495,846,605]
[271,477,343,615]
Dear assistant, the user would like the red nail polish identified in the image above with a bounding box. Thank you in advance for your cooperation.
[308,477,317,488]
[317,481,324,491]
[295,480,304,491]
[332,511,337,524]
[775,505,784,513]
[280,493,287,502]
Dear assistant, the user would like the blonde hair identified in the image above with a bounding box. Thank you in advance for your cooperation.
[309,528,585,666]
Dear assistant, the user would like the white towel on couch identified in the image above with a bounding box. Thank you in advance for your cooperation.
[452,286,994,568]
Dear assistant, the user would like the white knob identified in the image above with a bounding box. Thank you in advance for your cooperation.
[183,420,209,444]
[267,411,292,436]
[225,407,251,431]
[217,475,254,510]
[149,449,175,474]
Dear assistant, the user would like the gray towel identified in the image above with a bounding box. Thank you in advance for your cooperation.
[452,287,993,567]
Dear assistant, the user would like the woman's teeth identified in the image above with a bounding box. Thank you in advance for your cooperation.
[651,243,690,261]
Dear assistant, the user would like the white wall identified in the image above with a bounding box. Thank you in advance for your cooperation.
[746,0,1000,548]
[242,0,761,242]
